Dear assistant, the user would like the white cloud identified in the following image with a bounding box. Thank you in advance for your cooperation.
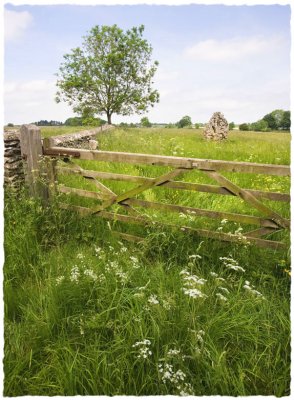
[4,9,33,42]
[4,80,72,124]
[184,36,282,62]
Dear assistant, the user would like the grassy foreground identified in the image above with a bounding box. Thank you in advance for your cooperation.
[4,127,291,396]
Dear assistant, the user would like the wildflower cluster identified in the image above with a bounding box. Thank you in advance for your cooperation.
[219,256,246,273]
[132,339,152,360]
[129,256,141,269]
[105,260,128,284]
[158,363,194,396]
[55,251,105,286]
[180,269,207,299]
[243,280,265,299]
[148,294,160,305]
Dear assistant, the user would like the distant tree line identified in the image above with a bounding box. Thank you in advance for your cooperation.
[33,120,63,126]
[239,110,290,132]
[30,116,107,127]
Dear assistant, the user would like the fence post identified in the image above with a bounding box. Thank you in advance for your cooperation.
[20,124,48,200]
[43,137,57,198]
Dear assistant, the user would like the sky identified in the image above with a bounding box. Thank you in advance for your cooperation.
[3,1,291,125]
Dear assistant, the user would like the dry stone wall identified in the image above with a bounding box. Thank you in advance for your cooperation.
[203,112,228,141]
[4,130,24,188]
[49,124,114,149]
[3,124,115,189]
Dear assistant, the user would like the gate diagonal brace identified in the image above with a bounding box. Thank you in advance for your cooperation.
[64,161,140,215]
[92,168,190,214]
[201,169,289,230]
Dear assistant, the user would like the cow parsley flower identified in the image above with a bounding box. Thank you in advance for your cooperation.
[70,266,80,282]
[55,275,65,285]
[148,294,159,305]
[132,339,152,359]
[216,292,228,302]
[183,288,207,298]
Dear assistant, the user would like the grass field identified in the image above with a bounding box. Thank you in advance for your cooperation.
[4,127,291,396]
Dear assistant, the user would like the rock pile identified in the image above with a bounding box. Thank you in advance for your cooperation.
[4,130,25,188]
[203,112,228,141]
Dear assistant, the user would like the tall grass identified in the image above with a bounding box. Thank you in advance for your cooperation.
[4,127,291,396]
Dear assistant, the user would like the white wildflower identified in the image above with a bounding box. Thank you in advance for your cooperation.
[220,256,245,272]
[55,275,65,285]
[216,277,226,282]
[180,269,189,276]
[167,348,181,357]
[148,294,159,305]
[179,383,195,396]
[228,264,246,272]
[183,275,207,285]
[183,288,207,299]
[210,272,218,277]
[132,339,152,359]
[188,254,202,260]
[243,283,264,298]
[216,292,228,302]
[219,286,230,294]
[162,299,172,310]
[70,266,80,282]
[84,268,98,281]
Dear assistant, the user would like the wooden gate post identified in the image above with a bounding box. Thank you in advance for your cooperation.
[20,124,48,200]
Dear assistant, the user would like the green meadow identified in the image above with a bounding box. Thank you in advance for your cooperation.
[4,127,290,396]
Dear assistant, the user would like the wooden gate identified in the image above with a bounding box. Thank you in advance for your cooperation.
[20,125,290,250]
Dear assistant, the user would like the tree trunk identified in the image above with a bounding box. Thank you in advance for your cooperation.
[106,112,112,125]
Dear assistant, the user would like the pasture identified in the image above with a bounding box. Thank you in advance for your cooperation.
[4,127,290,396]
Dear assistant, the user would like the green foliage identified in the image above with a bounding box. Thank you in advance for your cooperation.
[176,115,192,128]
[229,122,235,130]
[243,109,291,132]
[250,119,268,132]
[281,111,291,130]
[238,123,249,131]
[64,116,106,127]
[141,116,152,127]
[262,113,277,130]
[56,24,159,124]
[7,123,14,127]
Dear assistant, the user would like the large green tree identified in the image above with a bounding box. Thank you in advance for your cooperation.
[176,115,192,128]
[56,25,159,124]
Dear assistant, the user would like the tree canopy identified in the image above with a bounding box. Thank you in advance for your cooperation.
[239,109,291,132]
[176,115,192,128]
[56,24,159,124]
[141,116,152,127]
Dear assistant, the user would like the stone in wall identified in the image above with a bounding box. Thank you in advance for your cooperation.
[203,112,228,141]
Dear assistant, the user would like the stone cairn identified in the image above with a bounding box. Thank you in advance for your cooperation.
[4,130,25,188]
[203,112,228,141]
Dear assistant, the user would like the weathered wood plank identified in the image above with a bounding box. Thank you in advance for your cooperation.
[56,166,290,202]
[58,185,106,200]
[93,168,189,212]
[203,170,290,229]
[59,203,286,250]
[122,198,279,228]
[45,147,290,176]
[244,227,282,238]
[112,231,144,243]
